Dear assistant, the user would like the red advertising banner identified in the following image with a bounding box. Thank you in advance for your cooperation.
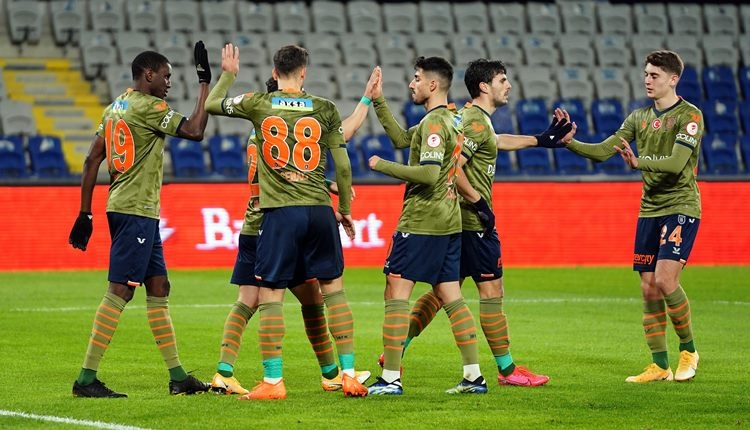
[1,182,748,271]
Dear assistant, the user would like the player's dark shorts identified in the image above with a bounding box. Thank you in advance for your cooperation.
[231,233,310,287]
[107,212,167,286]
[461,229,503,283]
[255,205,343,289]
[383,231,461,285]
[633,214,701,272]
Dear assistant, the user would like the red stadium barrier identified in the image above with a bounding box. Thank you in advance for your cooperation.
[1,182,747,271]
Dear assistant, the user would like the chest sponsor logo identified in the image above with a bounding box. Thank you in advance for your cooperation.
[651,118,662,130]
[427,133,441,148]
[271,97,313,111]
[686,121,699,136]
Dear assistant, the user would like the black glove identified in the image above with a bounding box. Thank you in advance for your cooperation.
[535,117,573,148]
[69,211,93,251]
[194,40,211,84]
[473,196,495,235]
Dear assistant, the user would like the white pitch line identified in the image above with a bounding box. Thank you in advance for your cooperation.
[0,409,151,430]
[9,297,750,313]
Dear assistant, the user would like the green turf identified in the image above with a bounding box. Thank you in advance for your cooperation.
[0,267,748,429]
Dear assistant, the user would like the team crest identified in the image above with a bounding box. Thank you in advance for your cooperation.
[665,117,676,130]
[678,215,686,225]
[651,118,661,130]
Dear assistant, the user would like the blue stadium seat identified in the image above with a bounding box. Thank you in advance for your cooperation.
[207,135,245,178]
[494,151,515,176]
[740,134,750,173]
[628,98,651,112]
[553,99,588,136]
[169,137,208,178]
[579,133,632,175]
[516,99,548,135]
[516,147,553,175]
[554,149,590,175]
[403,100,426,128]
[345,139,366,178]
[591,99,625,135]
[677,65,702,105]
[0,135,28,178]
[27,135,70,178]
[359,133,397,178]
[702,65,738,103]
[702,133,740,175]
[739,101,750,135]
[703,100,739,136]
[490,105,514,133]
[739,66,750,100]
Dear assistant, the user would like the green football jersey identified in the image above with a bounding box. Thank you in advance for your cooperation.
[614,99,703,218]
[241,133,263,236]
[97,89,185,219]
[214,89,346,209]
[458,103,497,232]
[396,105,463,235]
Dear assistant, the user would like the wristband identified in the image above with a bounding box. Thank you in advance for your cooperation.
[360,96,372,106]
[325,178,333,188]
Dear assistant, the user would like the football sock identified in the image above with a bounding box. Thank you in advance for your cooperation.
[300,303,337,378]
[258,301,285,382]
[406,290,441,344]
[664,286,695,351]
[146,296,187,381]
[642,299,669,369]
[382,299,409,375]
[322,290,357,374]
[217,301,255,377]
[78,292,126,385]
[479,297,512,371]
[443,298,479,366]
[496,353,516,377]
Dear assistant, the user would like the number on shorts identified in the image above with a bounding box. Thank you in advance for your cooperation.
[660,225,683,247]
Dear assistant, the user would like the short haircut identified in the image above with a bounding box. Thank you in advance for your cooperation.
[414,56,453,91]
[131,51,169,80]
[645,50,684,78]
[464,59,507,99]
[273,45,309,77]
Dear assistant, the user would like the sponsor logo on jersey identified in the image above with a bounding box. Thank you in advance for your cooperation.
[420,150,444,160]
[272,97,313,111]
[471,121,485,133]
[427,133,441,148]
[463,137,478,152]
[686,121,699,136]
[676,133,698,147]
[112,100,129,113]
[652,118,662,129]
[224,98,234,114]
[160,109,176,129]
[154,100,167,111]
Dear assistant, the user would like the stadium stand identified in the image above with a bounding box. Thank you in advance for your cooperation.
[555,148,591,175]
[275,1,312,34]
[517,147,554,175]
[702,133,741,175]
[346,0,383,34]
[207,135,245,178]
[559,34,594,68]
[527,2,561,35]
[560,1,597,35]
[237,2,274,34]
[28,135,70,178]
[495,151,515,176]
[633,3,669,35]
[666,3,703,36]
[419,1,455,34]
[90,0,126,34]
[703,65,738,103]
[553,98,589,136]
[169,137,209,178]
[0,135,28,178]
[597,2,632,35]
[125,0,163,34]
[453,2,489,35]
[50,0,85,47]
[591,98,625,135]
[488,3,526,35]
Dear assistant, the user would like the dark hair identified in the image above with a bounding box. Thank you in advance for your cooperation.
[414,56,453,91]
[265,77,278,92]
[273,45,309,77]
[645,50,684,78]
[131,51,169,80]
[464,59,507,99]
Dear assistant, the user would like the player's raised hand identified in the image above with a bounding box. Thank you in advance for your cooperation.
[221,43,240,76]
[365,66,382,99]
[193,40,211,84]
[535,116,573,148]
[553,108,577,145]
[69,211,93,251]
[614,137,638,169]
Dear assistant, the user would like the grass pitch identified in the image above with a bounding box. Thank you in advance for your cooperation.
[0,266,748,429]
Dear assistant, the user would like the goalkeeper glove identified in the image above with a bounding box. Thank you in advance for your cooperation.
[194,40,211,84]
[473,196,495,235]
[535,117,573,148]
[69,211,93,251]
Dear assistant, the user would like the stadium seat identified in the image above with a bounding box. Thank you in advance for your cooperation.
[169,137,208,178]
[80,31,117,79]
[274,2,311,34]
[560,1,597,35]
[311,0,347,33]
[200,0,236,34]
[516,98,549,136]
[359,133,397,178]
[702,65,738,103]
[527,2,561,35]
[51,0,85,46]
[0,100,36,135]
[555,148,591,175]
[491,105,515,134]
[340,33,376,67]
[306,33,343,67]
[207,135,245,178]
[485,34,523,68]
[403,100,426,128]
[116,31,152,64]
[666,3,703,35]
[189,32,227,68]
[702,35,739,67]
[106,67,134,99]
[413,33,448,59]
[597,2,633,35]
[676,65,702,105]
[628,98,651,112]
[593,67,630,104]
[517,147,553,175]
[215,116,252,139]
[7,0,44,44]
[559,34,594,67]
[704,4,739,35]
[516,67,557,102]
[702,133,740,175]
[233,34,269,67]
[238,2,274,33]
[346,0,383,34]
[591,99,625,135]
[303,65,338,99]
[742,4,750,35]
[418,1,454,34]
[739,100,750,135]
[630,34,665,66]
[741,134,750,172]
[380,66,410,103]
[523,34,558,67]
[0,135,28,178]
[703,100,739,136]
[494,151,515,176]
[164,0,201,34]
[344,139,366,178]
[90,0,125,33]
[666,34,703,69]
[453,2,489,34]
[633,3,669,35]
[553,98,589,136]
[451,34,487,68]
[337,65,372,101]
[594,34,630,67]
[383,3,418,34]
[557,68,594,106]
[126,0,163,34]
[28,135,70,178]
[375,34,413,68]
[488,3,526,34]
[153,33,190,67]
